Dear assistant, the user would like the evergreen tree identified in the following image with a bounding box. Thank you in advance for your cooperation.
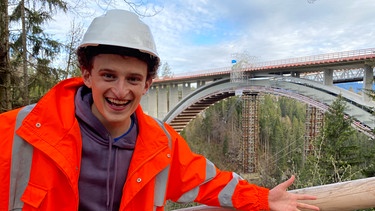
[9,0,68,106]
[304,95,363,185]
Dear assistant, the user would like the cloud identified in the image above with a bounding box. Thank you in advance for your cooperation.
[45,0,375,74]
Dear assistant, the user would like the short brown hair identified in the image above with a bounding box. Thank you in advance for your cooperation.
[77,45,160,80]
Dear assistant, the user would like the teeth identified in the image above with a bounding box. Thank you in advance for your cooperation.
[107,98,128,105]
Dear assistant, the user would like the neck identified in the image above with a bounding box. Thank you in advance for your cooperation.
[106,116,133,138]
[90,104,134,138]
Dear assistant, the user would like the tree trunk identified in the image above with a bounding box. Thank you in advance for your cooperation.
[21,0,29,105]
[0,0,12,112]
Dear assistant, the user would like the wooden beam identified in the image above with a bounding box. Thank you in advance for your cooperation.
[291,176,375,211]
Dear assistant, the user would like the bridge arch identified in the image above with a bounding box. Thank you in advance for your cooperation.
[163,77,375,137]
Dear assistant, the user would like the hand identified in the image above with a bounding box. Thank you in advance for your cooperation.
[268,175,320,211]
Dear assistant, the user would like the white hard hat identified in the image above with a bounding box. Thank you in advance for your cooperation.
[78,9,159,60]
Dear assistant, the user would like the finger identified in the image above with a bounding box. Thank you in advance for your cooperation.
[280,175,295,189]
[297,202,320,211]
[295,194,318,200]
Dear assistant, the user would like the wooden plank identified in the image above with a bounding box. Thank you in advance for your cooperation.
[292,176,375,211]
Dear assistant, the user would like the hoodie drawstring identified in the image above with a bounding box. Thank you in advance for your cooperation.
[110,148,119,210]
[106,134,113,210]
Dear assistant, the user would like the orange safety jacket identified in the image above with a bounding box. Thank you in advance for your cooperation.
[0,77,270,211]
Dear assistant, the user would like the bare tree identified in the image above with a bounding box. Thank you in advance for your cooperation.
[160,62,173,79]
[122,0,162,16]
[92,0,163,17]
[62,20,84,79]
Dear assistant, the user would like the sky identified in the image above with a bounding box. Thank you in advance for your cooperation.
[46,0,375,75]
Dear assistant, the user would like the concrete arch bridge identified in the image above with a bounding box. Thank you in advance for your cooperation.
[162,76,375,138]
[141,48,375,138]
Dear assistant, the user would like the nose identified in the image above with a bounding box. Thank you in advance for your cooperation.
[111,80,129,99]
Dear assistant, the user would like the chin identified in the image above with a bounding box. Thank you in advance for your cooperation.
[105,114,130,124]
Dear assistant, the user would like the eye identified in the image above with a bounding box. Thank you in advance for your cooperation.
[102,73,116,80]
[128,76,142,83]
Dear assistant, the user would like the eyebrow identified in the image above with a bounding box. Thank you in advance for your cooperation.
[98,68,146,78]
[98,68,116,73]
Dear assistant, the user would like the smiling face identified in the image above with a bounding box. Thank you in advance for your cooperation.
[82,54,151,136]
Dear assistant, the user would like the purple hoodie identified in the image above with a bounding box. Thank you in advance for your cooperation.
[75,86,138,211]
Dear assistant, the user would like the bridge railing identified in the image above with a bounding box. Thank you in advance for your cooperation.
[170,48,375,78]
[254,48,375,67]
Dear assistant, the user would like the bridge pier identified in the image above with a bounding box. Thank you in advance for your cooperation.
[323,69,333,86]
[291,71,300,77]
[158,85,169,119]
[182,82,193,97]
[143,87,158,117]
[363,64,373,101]
[169,84,180,112]
[197,80,206,88]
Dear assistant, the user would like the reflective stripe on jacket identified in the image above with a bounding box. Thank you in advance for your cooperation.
[0,77,270,211]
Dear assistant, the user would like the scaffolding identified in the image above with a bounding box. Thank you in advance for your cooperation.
[230,52,255,83]
[230,68,245,83]
[304,105,324,156]
[241,93,259,173]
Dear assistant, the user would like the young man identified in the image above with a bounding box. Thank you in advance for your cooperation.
[0,9,320,211]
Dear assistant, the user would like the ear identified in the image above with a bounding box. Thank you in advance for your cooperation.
[142,78,153,95]
[81,68,92,88]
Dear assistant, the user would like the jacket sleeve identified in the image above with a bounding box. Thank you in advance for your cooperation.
[165,124,270,211]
